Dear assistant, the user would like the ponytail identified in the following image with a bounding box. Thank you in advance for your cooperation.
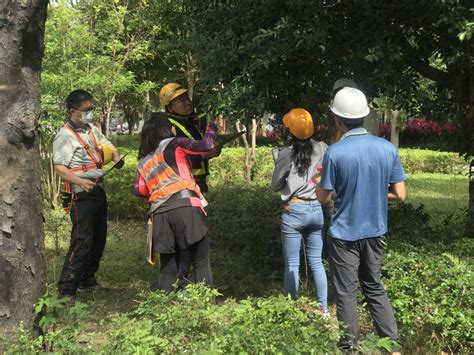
[291,138,313,176]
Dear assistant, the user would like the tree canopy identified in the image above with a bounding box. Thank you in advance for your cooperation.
[43,0,472,149]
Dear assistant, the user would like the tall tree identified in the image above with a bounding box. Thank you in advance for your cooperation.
[0,0,48,337]
[43,0,153,132]
[164,0,473,230]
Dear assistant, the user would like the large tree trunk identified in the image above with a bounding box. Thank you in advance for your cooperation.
[0,0,48,338]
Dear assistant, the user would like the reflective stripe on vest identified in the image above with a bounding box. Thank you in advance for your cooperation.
[168,118,207,176]
[137,139,202,206]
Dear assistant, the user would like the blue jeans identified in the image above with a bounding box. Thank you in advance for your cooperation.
[281,201,328,309]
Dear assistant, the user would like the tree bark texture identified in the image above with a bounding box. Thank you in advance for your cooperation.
[0,0,48,337]
[390,109,400,149]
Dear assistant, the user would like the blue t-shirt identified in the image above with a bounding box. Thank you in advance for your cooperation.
[320,128,406,241]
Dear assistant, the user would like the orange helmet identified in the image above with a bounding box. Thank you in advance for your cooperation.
[283,108,314,139]
[159,83,188,108]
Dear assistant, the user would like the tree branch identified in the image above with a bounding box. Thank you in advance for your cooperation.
[399,35,453,89]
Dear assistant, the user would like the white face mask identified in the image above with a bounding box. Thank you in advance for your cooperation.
[81,110,94,124]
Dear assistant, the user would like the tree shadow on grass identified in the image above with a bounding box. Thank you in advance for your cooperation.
[206,184,286,298]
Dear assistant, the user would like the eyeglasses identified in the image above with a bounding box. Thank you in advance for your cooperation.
[75,107,95,114]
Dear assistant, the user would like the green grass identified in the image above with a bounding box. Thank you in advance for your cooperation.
[406,173,468,219]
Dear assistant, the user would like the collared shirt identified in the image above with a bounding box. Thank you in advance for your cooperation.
[53,120,112,192]
[320,128,406,241]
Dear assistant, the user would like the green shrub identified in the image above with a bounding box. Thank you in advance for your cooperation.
[383,249,473,353]
[109,134,141,151]
[208,147,275,186]
[207,147,467,189]
[105,145,467,221]
[399,148,468,174]
[105,283,339,354]
[387,202,466,247]
[2,292,91,354]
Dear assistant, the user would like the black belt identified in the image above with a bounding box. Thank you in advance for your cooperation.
[167,190,198,202]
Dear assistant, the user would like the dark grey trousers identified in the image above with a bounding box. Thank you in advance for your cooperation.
[328,236,399,350]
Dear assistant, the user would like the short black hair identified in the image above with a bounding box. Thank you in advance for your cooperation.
[336,115,364,130]
[65,89,93,111]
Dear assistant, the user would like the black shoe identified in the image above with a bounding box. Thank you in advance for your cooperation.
[78,281,105,291]
[79,276,98,288]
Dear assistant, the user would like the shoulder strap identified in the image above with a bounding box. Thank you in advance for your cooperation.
[317,141,327,166]
[88,127,102,160]
[168,118,203,139]
[64,124,103,164]
[318,141,327,154]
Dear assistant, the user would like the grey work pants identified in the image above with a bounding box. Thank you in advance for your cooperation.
[328,236,399,351]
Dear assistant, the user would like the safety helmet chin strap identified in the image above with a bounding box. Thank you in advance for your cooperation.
[166,108,195,120]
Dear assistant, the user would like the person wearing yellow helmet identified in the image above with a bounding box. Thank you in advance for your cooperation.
[271,108,329,316]
[159,83,221,290]
[159,83,221,194]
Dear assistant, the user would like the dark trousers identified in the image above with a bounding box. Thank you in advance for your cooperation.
[328,236,399,350]
[158,236,212,292]
[177,250,192,289]
[58,187,107,295]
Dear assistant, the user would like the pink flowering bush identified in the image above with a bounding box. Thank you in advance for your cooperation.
[405,117,457,138]
[256,130,284,138]
[379,117,458,145]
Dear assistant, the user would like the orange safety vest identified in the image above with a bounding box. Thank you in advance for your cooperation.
[62,124,104,193]
[137,138,202,209]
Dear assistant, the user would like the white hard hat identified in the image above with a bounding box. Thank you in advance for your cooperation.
[331,78,358,97]
[330,87,370,119]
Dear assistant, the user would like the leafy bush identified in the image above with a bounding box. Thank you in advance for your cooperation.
[383,250,473,353]
[404,117,457,140]
[2,292,90,354]
[379,117,459,148]
[207,147,467,188]
[399,149,467,174]
[382,202,473,352]
[105,283,339,354]
[388,202,466,246]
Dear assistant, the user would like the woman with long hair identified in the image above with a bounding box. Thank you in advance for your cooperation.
[134,112,217,291]
[271,108,328,314]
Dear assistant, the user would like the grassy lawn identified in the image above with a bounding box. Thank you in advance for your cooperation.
[406,173,468,219]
